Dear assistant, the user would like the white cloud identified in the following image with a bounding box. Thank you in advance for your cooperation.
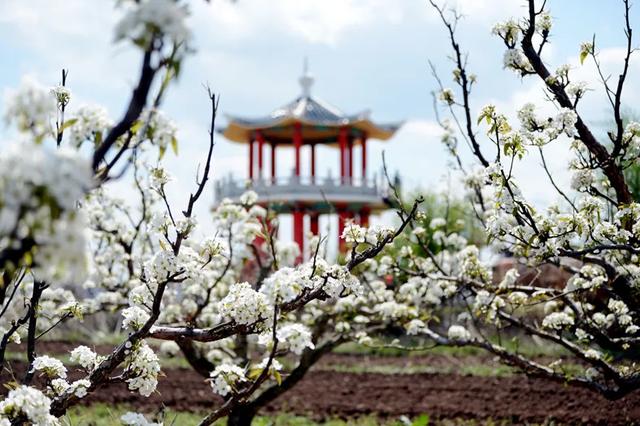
[372,119,454,193]
[450,0,525,23]
[0,0,116,51]
[192,0,405,46]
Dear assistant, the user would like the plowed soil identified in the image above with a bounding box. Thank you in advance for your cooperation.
[3,342,640,425]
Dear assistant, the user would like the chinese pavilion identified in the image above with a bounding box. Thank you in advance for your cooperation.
[216,62,401,255]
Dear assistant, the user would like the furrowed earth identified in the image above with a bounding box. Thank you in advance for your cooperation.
[2,341,639,425]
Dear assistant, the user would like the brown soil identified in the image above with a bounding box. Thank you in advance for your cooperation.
[8,340,555,370]
[3,343,640,425]
[7,340,116,356]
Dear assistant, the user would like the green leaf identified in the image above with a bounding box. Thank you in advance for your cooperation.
[23,251,33,267]
[412,414,430,426]
[130,120,143,135]
[580,50,588,65]
[170,137,179,155]
[61,118,77,131]
[273,370,282,386]
[247,368,263,380]
[94,131,102,147]
[172,59,182,80]
[158,145,166,160]
[3,380,18,391]
[477,113,492,126]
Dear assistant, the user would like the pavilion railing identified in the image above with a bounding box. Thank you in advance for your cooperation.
[214,174,394,203]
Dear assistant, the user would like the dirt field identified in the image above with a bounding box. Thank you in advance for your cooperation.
[3,342,640,425]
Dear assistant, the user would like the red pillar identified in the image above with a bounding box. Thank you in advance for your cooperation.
[360,207,370,227]
[248,138,254,180]
[294,122,302,177]
[293,207,304,261]
[270,142,276,184]
[361,133,368,182]
[253,219,266,248]
[310,143,316,183]
[348,137,354,183]
[339,127,348,184]
[310,212,319,235]
[338,208,348,253]
[256,130,264,179]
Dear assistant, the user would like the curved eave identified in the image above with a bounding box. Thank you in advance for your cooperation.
[219,116,402,144]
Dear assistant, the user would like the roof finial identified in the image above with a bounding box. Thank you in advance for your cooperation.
[299,57,314,97]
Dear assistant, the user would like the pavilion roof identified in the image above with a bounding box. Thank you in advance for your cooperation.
[219,62,401,144]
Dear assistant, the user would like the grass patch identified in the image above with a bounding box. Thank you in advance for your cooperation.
[318,363,516,377]
[334,339,569,359]
[62,405,557,425]
[62,404,427,426]
[63,404,203,425]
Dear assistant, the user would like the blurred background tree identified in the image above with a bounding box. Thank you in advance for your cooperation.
[620,109,640,201]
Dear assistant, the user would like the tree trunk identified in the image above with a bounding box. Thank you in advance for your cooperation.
[226,406,257,426]
[176,339,215,378]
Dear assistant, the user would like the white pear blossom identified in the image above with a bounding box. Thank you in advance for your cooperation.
[503,49,530,71]
[429,217,447,229]
[0,143,92,285]
[50,85,71,107]
[492,19,520,44]
[144,249,179,282]
[448,325,471,341]
[240,190,258,205]
[579,41,594,63]
[115,0,191,48]
[219,282,269,325]
[498,268,520,289]
[255,357,283,372]
[67,105,112,146]
[276,323,315,355]
[136,108,178,155]
[438,88,455,105]
[70,346,101,370]
[122,306,151,330]
[570,168,595,191]
[536,12,552,32]
[584,349,602,360]
[341,222,367,244]
[68,380,91,398]
[31,355,67,379]
[406,319,427,335]
[49,379,70,396]
[261,267,311,303]
[125,343,160,397]
[542,312,574,330]
[275,240,301,267]
[412,226,426,236]
[121,412,162,426]
[209,363,247,397]
[322,264,362,298]
[3,76,56,139]
[149,166,171,190]
[0,386,59,425]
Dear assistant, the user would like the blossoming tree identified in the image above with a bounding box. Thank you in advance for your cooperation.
[357,0,640,401]
[84,175,418,426]
[5,0,640,424]
[0,1,417,425]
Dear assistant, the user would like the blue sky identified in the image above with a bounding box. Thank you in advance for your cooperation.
[0,0,638,243]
